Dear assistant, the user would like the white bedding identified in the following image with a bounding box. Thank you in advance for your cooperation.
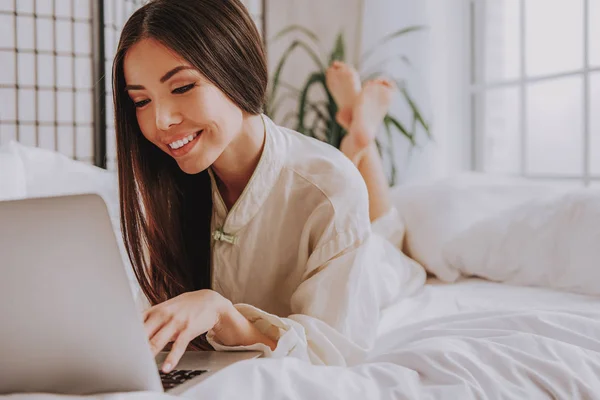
[183,279,600,400]
[4,144,600,399]
[5,279,600,400]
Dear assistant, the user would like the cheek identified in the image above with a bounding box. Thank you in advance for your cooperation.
[135,109,156,141]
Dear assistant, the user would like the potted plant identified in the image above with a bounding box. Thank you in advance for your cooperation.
[266,25,431,185]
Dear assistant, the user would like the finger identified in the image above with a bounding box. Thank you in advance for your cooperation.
[149,320,180,356]
[142,307,152,322]
[143,311,169,340]
[162,332,191,373]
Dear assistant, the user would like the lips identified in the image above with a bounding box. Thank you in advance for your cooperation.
[166,130,202,157]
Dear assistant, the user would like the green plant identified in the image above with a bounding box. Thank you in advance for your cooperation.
[265,25,431,185]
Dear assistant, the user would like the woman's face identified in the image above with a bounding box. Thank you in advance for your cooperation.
[123,38,244,174]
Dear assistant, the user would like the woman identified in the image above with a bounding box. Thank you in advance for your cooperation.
[113,0,425,373]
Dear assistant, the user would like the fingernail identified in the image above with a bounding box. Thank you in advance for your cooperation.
[162,363,172,373]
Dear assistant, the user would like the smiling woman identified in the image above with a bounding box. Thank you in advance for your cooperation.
[112,0,272,368]
[111,0,425,374]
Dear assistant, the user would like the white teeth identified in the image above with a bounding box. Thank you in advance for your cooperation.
[168,131,200,149]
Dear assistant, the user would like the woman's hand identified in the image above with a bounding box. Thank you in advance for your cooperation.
[143,289,231,372]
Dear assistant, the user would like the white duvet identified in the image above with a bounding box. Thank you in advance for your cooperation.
[6,279,600,400]
[4,144,600,399]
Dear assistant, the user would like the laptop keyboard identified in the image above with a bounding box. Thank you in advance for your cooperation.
[159,369,207,390]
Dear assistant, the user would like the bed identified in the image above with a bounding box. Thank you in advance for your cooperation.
[2,141,600,399]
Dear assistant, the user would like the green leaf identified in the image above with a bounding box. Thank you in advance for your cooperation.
[296,72,326,134]
[279,81,301,94]
[328,32,346,64]
[383,122,397,186]
[309,108,330,142]
[307,102,329,122]
[360,54,411,81]
[385,114,415,145]
[267,91,300,121]
[400,87,431,137]
[268,40,325,115]
[360,25,425,67]
[270,24,320,44]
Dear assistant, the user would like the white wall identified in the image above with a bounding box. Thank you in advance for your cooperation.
[265,0,363,140]
[266,0,472,183]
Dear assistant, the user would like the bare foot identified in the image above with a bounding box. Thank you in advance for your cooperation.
[325,61,361,129]
[342,78,396,162]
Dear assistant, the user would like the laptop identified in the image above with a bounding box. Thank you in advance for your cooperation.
[0,193,261,396]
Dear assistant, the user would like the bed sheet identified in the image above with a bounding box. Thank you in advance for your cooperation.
[377,277,600,338]
[8,279,600,400]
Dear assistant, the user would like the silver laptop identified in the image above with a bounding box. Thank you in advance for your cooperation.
[0,193,260,396]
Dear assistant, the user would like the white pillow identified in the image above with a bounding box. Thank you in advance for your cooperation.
[443,188,600,296]
[7,142,143,305]
[0,141,26,201]
[391,172,569,282]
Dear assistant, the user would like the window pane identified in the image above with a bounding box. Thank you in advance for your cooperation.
[73,0,91,19]
[0,88,16,120]
[16,16,34,50]
[55,19,72,53]
[38,89,55,122]
[57,125,74,157]
[478,86,521,173]
[18,89,36,122]
[74,21,91,54]
[526,76,583,175]
[38,125,56,151]
[477,0,520,83]
[57,91,73,123]
[0,124,17,144]
[590,0,600,67]
[36,0,53,17]
[56,55,73,88]
[19,124,36,146]
[589,73,600,174]
[38,53,55,86]
[525,0,583,77]
[0,51,15,85]
[75,91,92,124]
[0,1,13,12]
[55,0,71,18]
[0,14,14,48]
[16,0,34,14]
[36,17,53,52]
[75,57,92,89]
[75,126,93,160]
[17,52,35,86]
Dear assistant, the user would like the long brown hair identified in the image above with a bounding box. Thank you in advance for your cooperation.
[112,0,267,323]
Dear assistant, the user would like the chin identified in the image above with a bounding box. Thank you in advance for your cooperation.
[177,163,205,175]
[175,156,211,175]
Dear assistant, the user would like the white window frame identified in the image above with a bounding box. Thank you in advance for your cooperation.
[469,0,595,185]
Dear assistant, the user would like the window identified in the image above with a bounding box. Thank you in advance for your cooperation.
[470,0,599,185]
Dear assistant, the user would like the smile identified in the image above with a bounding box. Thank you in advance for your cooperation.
[168,131,201,149]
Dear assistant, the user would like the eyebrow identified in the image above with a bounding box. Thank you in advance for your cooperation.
[124,66,195,91]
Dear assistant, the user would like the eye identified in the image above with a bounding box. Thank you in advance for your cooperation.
[172,83,195,94]
[134,99,150,108]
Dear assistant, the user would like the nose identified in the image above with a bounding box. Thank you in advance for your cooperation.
[155,100,183,131]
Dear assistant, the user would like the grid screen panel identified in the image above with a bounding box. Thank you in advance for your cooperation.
[0,0,94,163]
